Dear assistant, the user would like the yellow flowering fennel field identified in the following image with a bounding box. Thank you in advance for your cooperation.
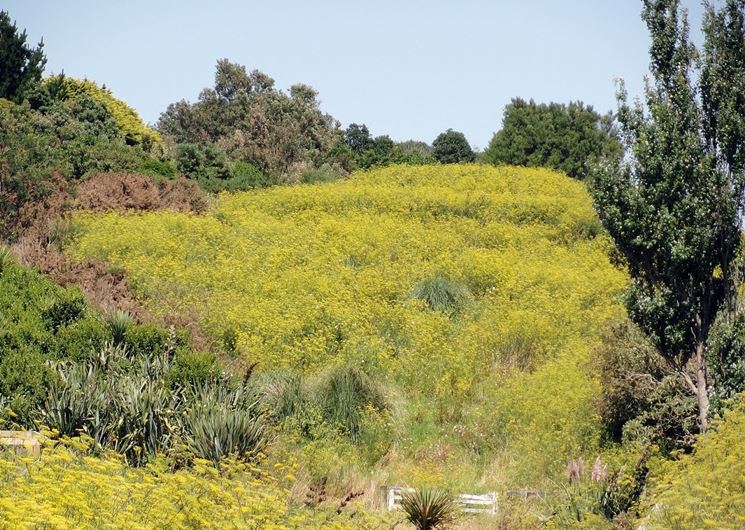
[68,164,627,487]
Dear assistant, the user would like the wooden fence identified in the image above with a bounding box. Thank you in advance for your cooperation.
[384,486,498,515]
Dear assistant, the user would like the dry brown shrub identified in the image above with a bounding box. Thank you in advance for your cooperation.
[76,173,207,213]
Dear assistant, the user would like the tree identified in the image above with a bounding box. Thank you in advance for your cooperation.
[0,10,46,103]
[482,98,620,180]
[157,60,341,177]
[431,129,474,164]
[343,123,373,154]
[590,0,745,432]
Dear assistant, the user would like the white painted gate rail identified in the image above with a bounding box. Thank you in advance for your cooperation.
[385,487,498,515]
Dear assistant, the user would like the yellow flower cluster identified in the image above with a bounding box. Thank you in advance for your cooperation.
[68,164,627,486]
[639,399,745,529]
[0,437,386,529]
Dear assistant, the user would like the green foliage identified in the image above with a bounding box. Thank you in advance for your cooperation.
[53,317,108,362]
[175,142,269,192]
[42,290,86,332]
[158,59,341,178]
[342,123,434,169]
[137,158,176,179]
[182,385,267,466]
[107,309,132,346]
[0,258,264,466]
[431,129,474,164]
[596,320,696,452]
[413,275,473,316]
[0,87,159,240]
[315,365,387,441]
[0,348,53,421]
[483,98,620,180]
[166,349,220,388]
[590,0,745,431]
[41,76,162,150]
[0,10,46,103]
[400,488,457,530]
[708,312,745,408]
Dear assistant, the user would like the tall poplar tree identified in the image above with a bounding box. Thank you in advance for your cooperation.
[591,0,745,432]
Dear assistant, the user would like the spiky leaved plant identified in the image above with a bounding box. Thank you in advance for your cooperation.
[400,488,457,530]
[181,385,267,466]
[107,310,132,347]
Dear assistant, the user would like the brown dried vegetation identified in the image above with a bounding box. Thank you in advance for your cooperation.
[7,171,212,348]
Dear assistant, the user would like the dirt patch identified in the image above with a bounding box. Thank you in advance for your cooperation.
[76,173,207,213]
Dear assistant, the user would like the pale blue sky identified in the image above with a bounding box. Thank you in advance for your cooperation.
[5,1,706,149]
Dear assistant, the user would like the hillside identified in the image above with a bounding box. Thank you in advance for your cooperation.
[66,164,627,496]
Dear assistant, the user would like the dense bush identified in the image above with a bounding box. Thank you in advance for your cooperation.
[596,320,697,453]
[0,86,164,240]
[483,98,620,180]
[639,398,745,529]
[175,142,269,192]
[708,312,745,409]
[431,129,475,164]
[158,59,341,179]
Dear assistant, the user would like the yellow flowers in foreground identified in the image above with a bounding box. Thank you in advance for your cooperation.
[0,438,386,529]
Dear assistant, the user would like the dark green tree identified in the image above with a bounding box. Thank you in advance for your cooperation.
[590,0,745,432]
[343,123,373,154]
[431,129,474,164]
[0,10,46,103]
[482,98,620,179]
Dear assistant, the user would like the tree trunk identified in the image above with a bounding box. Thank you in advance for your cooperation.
[695,339,710,433]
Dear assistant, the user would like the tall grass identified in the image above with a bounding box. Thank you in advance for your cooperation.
[412,275,473,316]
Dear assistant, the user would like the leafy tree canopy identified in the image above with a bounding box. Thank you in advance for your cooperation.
[431,129,474,164]
[483,98,620,179]
[0,10,45,103]
[590,0,745,432]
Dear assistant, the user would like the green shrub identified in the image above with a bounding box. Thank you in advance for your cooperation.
[123,323,169,357]
[138,158,176,179]
[301,163,344,184]
[0,347,52,420]
[42,291,86,331]
[166,350,220,388]
[412,275,473,316]
[596,320,697,452]
[708,312,745,409]
[229,161,271,189]
[54,317,108,361]
[400,488,457,530]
